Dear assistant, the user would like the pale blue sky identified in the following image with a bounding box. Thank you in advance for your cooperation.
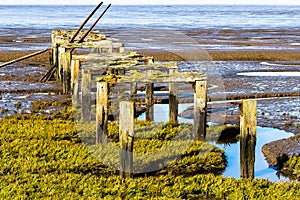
[0,0,299,5]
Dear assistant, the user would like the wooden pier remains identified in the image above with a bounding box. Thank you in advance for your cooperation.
[52,28,258,178]
[69,46,207,177]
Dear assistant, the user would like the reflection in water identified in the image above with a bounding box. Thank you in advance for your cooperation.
[213,127,294,182]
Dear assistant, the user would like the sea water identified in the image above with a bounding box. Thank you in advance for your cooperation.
[0,5,300,36]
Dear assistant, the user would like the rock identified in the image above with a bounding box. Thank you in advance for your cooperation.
[262,136,300,167]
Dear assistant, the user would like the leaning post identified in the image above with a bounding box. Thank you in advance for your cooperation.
[240,99,257,179]
[119,101,135,178]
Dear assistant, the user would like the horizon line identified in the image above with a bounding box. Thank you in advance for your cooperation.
[0,3,299,6]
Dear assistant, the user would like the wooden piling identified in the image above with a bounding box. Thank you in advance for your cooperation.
[194,80,207,140]
[52,44,59,72]
[58,47,66,83]
[119,101,135,178]
[71,59,80,105]
[130,82,137,100]
[169,68,179,123]
[145,58,154,121]
[145,70,154,121]
[96,82,109,144]
[62,51,71,94]
[81,69,92,121]
[240,99,257,179]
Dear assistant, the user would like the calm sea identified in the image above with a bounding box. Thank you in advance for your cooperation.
[0,4,299,38]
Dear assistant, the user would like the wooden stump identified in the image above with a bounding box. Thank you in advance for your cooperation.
[96,82,109,144]
[119,101,135,178]
[81,69,92,121]
[240,99,257,179]
[194,80,207,141]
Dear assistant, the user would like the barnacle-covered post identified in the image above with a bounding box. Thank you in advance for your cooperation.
[240,99,257,179]
[194,80,207,141]
[119,101,135,178]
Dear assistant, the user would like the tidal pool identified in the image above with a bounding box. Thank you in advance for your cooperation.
[138,103,294,182]
[213,127,294,182]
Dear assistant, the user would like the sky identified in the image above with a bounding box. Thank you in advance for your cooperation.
[0,0,300,5]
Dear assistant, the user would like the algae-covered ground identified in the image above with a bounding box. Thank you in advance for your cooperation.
[1,112,300,199]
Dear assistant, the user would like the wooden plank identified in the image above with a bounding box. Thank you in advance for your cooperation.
[73,52,147,62]
[119,101,135,178]
[240,99,257,179]
[113,72,207,84]
[81,69,92,121]
[169,68,179,122]
[71,59,80,105]
[62,41,123,49]
[96,82,109,144]
[194,80,207,141]
[62,51,71,94]
[82,61,178,71]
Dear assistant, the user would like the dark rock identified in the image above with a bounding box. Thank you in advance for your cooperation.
[262,136,300,167]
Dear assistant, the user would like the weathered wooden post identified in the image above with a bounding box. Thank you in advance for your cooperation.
[130,82,137,100]
[145,58,154,121]
[96,82,109,144]
[119,101,135,178]
[58,47,66,84]
[51,30,59,71]
[71,59,80,105]
[240,99,257,179]
[62,51,71,94]
[81,69,92,121]
[169,68,179,123]
[194,80,207,141]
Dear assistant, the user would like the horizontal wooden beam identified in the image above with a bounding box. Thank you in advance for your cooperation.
[98,71,207,83]
[82,61,178,71]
